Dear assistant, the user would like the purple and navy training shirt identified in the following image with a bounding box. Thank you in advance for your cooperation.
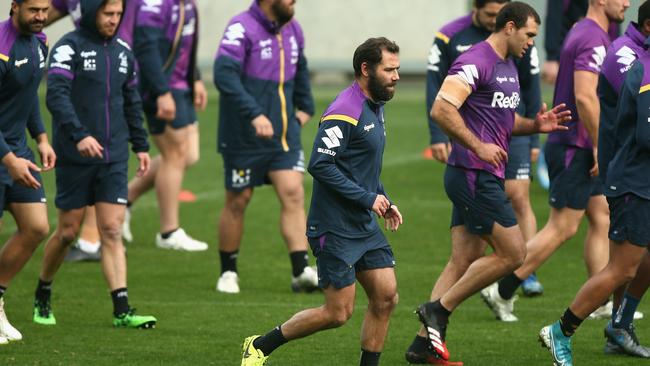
[446,41,520,179]
[548,18,610,150]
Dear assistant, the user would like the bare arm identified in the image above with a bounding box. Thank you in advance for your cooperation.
[432,76,508,167]
[574,70,600,147]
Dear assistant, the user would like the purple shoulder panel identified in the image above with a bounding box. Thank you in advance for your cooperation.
[321,82,366,122]
[640,54,650,88]
[137,0,169,29]
[601,24,646,93]
[437,14,472,40]
[447,42,497,92]
[51,0,69,13]
[0,20,18,60]
[215,11,254,63]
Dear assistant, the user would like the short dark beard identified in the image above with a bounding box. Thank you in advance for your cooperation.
[367,69,395,103]
[16,14,44,34]
[271,0,294,25]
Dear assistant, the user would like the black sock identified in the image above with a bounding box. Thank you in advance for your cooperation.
[359,349,381,366]
[559,308,583,337]
[126,201,132,208]
[220,250,239,274]
[35,279,52,303]
[111,288,130,317]
[161,228,178,240]
[289,250,309,277]
[253,326,287,356]
[0,285,6,299]
[429,299,452,325]
[407,335,429,353]
[498,273,524,300]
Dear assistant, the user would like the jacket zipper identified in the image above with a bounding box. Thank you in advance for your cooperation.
[104,42,111,162]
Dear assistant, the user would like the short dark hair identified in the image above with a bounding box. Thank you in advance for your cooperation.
[353,37,399,78]
[475,0,509,9]
[494,1,541,31]
[639,0,650,25]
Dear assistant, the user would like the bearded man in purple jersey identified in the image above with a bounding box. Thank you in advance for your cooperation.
[411,3,571,364]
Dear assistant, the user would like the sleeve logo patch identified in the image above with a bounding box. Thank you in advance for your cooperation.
[50,45,75,70]
[222,22,246,47]
[321,126,343,149]
[615,45,636,74]
[427,43,442,72]
[141,0,163,14]
[589,45,607,72]
[456,64,479,86]
[530,46,540,75]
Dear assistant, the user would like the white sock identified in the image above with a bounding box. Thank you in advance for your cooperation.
[77,238,100,253]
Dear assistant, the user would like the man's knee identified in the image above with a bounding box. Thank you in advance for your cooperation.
[369,291,399,316]
[225,190,253,217]
[325,304,354,328]
[25,221,50,243]
[278,183,304,207]
[98,222,122,243]
[58,223,80,245]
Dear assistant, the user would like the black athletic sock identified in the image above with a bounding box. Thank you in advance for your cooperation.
[110,288,130,317]
[289,250,309,277]
[559,308,583,337]
[253,326,288,356]
[430,299,452,325]
[160,228,178,240]
[34,279,52,303]
[0,285,6,299]
[407,335,429,353]
[498,273,524,300]
[359,349,381,366]
[126,201,133,208]
[219,250,239,274]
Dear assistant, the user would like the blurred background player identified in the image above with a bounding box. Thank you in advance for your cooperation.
[241,36,402,366]
[0,0,55,344]
[539,4,650,363]
[123,0,208,251]
[213,0,317,294]
[34,0,156,329]
[484,0,631,323]
[423,0,544,304]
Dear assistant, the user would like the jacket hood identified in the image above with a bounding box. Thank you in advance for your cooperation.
[80,0,124,39]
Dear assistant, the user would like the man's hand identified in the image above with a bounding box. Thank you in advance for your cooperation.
[36,138,56,171]
[2,153,41,189]
[430,142,452,163]
[542,61,559,85]
[136,152,151,177]
[530,147,540,164]
[77,136,104,158]
[475,143,508,168]
[156,92,176,121]
[372,194,391,217]
[295,110,311,127]
[193,80,208,111]
[384,205,403,232]
[590,148,599,177]
[251,115,274,139]
[534,103,571,133]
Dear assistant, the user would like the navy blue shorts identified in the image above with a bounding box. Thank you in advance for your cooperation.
[545,143,603,210]
[55,162,128,210]
[505,139,531,180]
[608,194,650,247]
[221,149,305,191]
[445,165,517,235]
[307,230,395,289]
[0,172,47,218]
[144,89,197,135]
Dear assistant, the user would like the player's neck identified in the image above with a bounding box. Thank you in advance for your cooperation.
[357,78,376,103]
[585,7,610,33]
[486,34,508,60]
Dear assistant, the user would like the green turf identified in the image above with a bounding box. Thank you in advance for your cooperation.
[0,82,646,365]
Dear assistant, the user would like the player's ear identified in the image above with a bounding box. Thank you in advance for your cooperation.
[361,62,370,78]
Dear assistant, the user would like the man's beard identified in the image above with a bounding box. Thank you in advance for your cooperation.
[18,15,45,33]
[271,0,294,25]
[368,71,395,103]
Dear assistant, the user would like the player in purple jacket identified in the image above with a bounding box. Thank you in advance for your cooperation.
[213,0,317,294]
[412,3,570,363]
[488,0,631,324]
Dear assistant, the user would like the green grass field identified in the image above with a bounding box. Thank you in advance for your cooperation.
[0,82,647,365]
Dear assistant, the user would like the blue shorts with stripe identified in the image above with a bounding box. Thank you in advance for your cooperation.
[0,172,46,218]
[445,165,517,235]
[307,230,395,289]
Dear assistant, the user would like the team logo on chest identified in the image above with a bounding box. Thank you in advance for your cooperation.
[81,50,97,71]
[259,38,273,60]
[118,52,128,74]
[14,58,28,68]
[491,91,520,109]
[290,36,299,64]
